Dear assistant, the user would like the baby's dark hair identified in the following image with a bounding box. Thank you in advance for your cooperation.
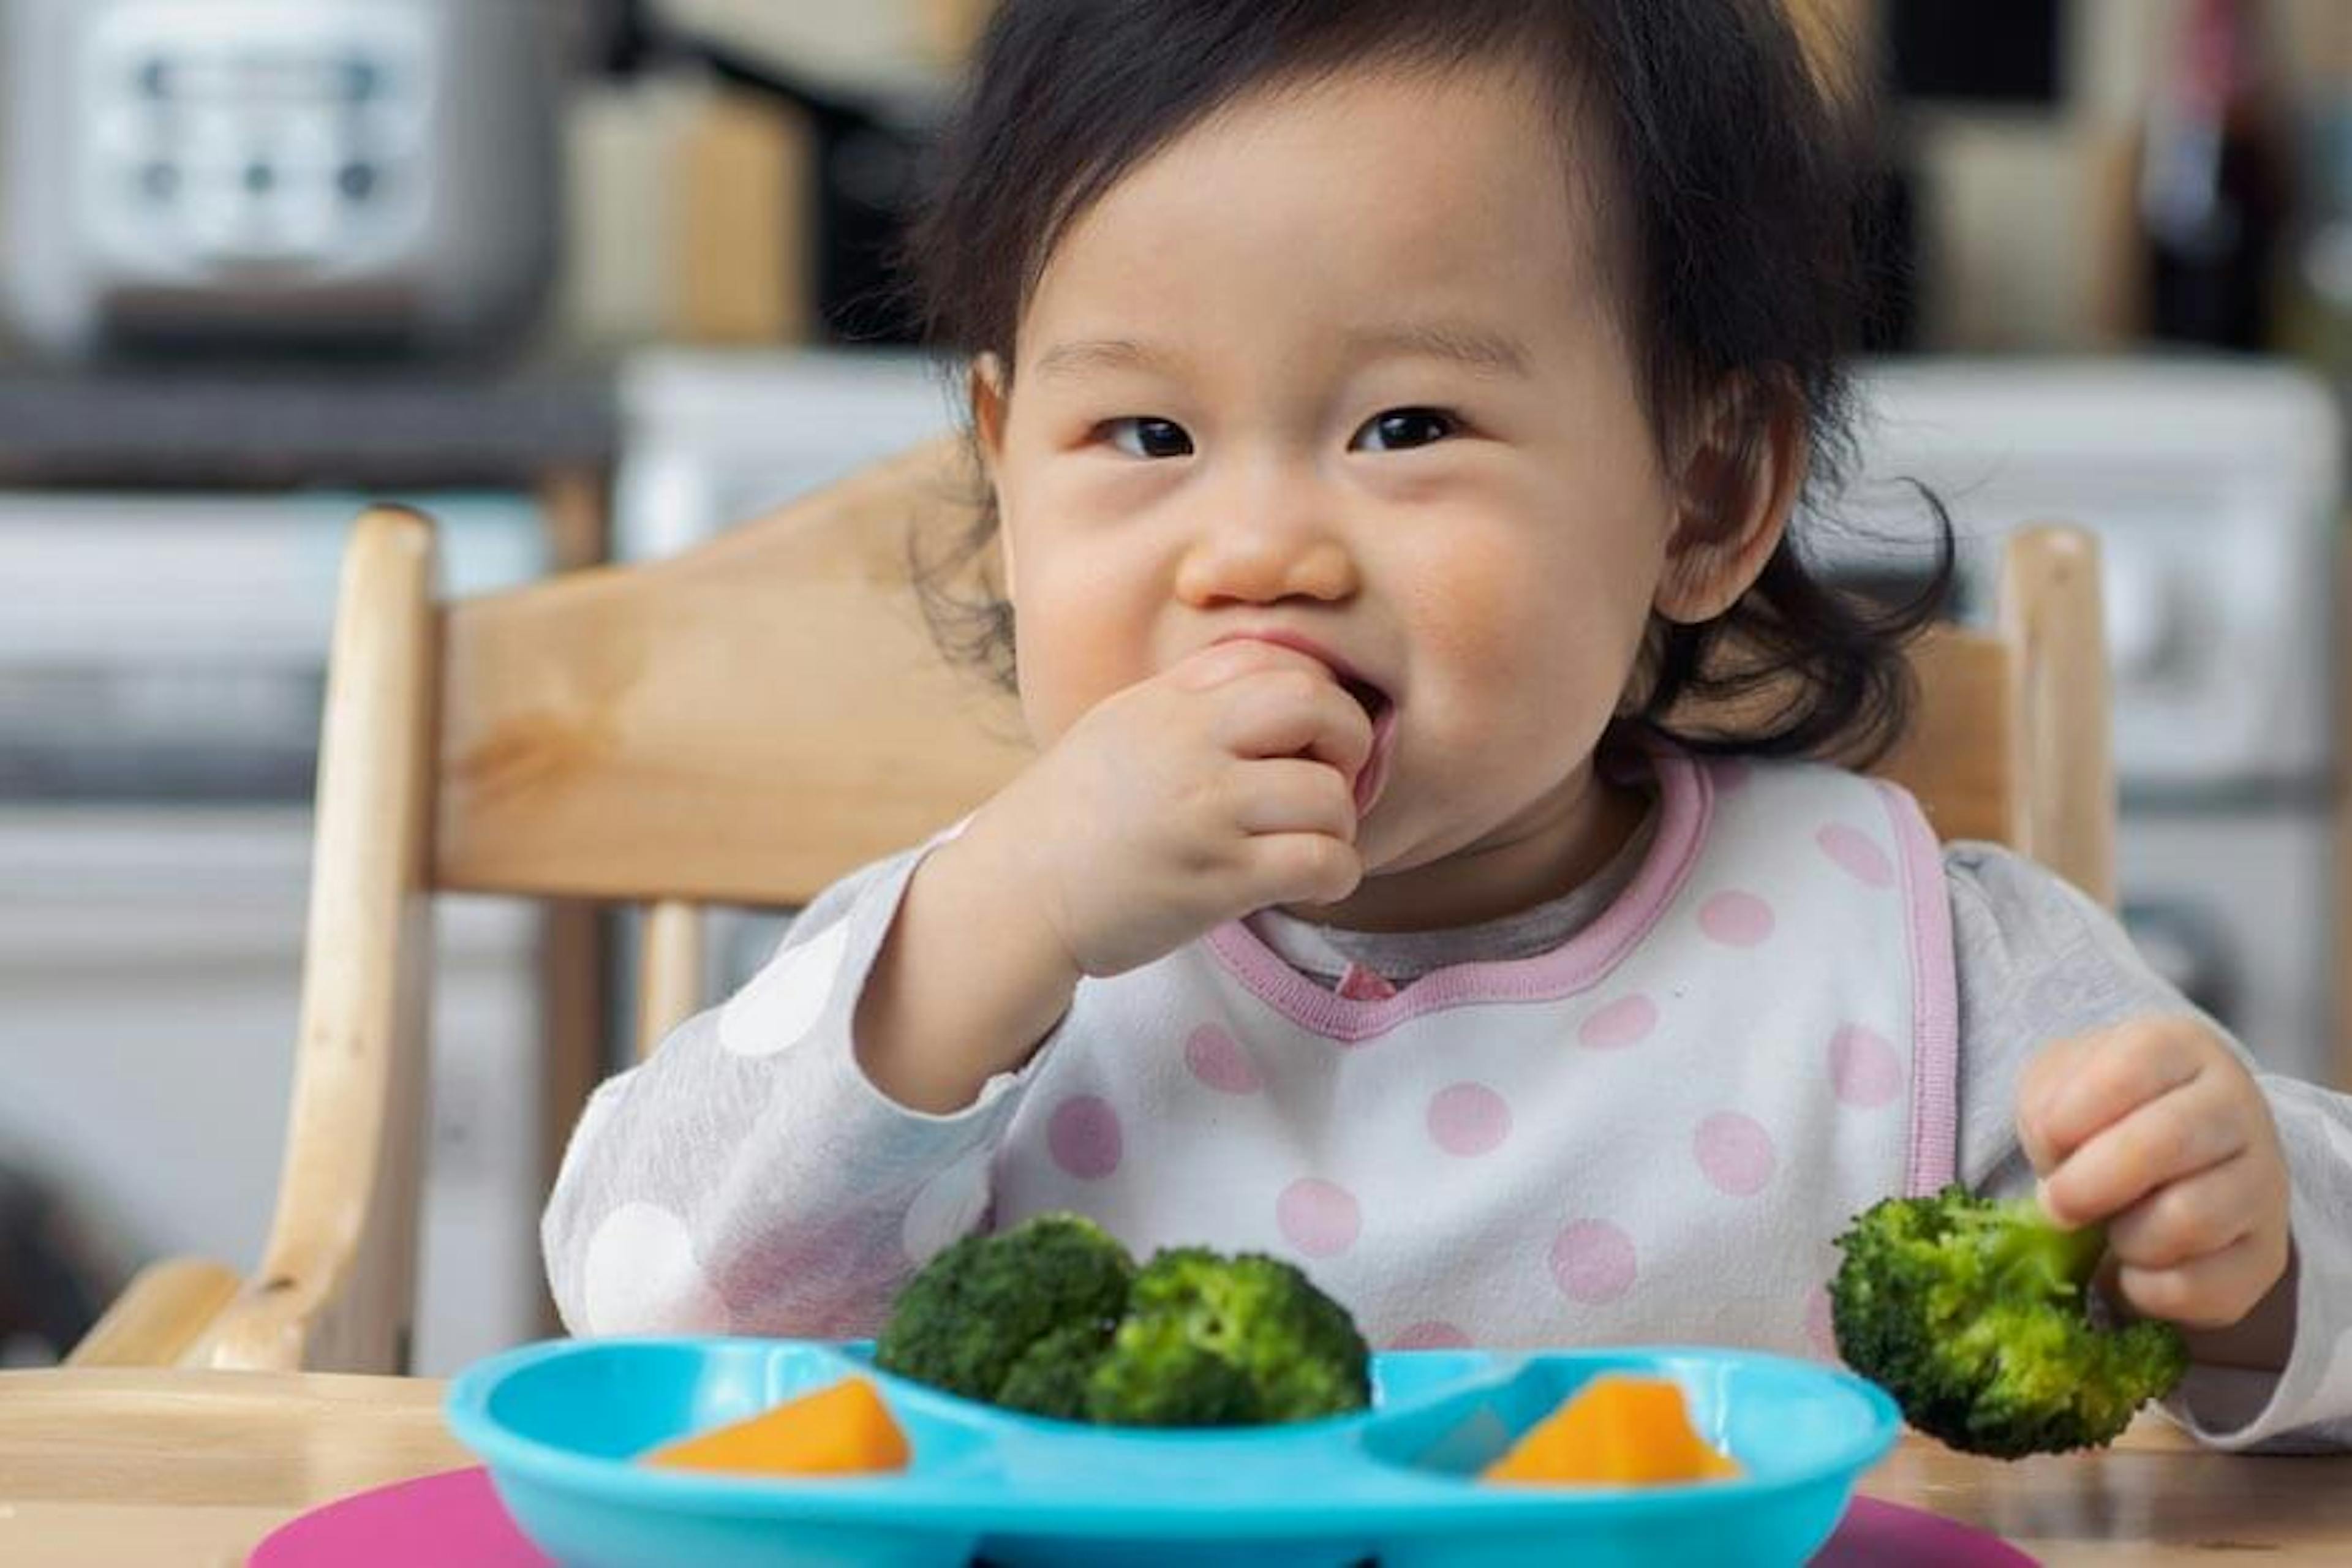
[903,0,1951,764]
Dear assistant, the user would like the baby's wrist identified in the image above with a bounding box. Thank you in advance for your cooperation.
[849,832,1079,1114]
[923,827,1085,1000]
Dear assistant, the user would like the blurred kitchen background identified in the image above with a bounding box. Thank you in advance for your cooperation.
[1,0,2347,1374]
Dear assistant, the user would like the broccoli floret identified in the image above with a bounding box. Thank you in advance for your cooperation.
[873,1212,1133,1403]
[873,1217,1373,1431]
[1083,1312,1264,1426]
[1096,1247,1372,1425]
[1830,1185,2189,1458]
[996,1319,1115,1421]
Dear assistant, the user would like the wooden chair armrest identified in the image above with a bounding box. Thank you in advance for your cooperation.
[184,1264,335,1373]
[175,506,440,1377]
[64,1257,243,1368]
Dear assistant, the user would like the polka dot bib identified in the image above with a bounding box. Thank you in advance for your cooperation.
[990,750,1959,1358]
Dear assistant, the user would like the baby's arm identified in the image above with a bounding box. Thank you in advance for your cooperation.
[540,837,1042,1340]
[542,638,1370,1337]
[1948,844,2352,1451]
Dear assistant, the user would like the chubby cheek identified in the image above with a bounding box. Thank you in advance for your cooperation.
[1401,557,1648,765]
[1009,567,1152,746]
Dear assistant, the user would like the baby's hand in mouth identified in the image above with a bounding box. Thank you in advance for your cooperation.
[968,635,1378,978]
[1200,633,1397,815]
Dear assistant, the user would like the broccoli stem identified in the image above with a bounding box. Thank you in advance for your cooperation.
[1967,1199,2106,1303]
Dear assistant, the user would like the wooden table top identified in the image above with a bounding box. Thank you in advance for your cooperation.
[3,1366,2348,1566]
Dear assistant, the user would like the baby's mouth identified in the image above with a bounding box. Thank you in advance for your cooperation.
[1341,676,1398,815]
[1339,673,1386,722]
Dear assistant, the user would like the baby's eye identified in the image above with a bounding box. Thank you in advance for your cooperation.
[1351,407,1460,452]
[1099,417,1194,459]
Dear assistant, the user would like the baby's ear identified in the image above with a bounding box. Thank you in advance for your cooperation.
[969,353,1011,467]
[968,353,1016,595]
[1654,374,1803,624]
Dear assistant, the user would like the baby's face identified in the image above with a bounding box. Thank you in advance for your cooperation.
[979,61,1698,926]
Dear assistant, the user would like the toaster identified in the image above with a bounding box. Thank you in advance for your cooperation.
[0,0,560,358]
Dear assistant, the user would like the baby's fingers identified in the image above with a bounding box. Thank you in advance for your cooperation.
[2016,1020,2207,1178]
[1226,758,1359,843]
[2116,1228,2288,1330]
[2038,1069,2246,1229]
[1242,831,1363,909]
[1210,665,1374,779]
[2101,1149,2266,1272]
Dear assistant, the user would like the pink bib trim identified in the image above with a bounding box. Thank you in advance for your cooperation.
[1877,780,1959,1196]
[1205,749,1714,1042]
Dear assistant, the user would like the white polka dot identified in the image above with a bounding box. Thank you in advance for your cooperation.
[581,1202,729,1335]
[718,920,851,1056]
[902,1153,992,1267]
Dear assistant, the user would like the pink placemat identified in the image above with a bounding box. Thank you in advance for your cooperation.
[1817,1496,2038,1566]
[249,1468,548,1567]
[247,1467,2037,1567]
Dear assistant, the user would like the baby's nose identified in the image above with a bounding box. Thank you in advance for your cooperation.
[1172,499,1359,607]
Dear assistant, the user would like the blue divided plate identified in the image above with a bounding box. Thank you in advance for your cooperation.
[446,1338,1901,1568]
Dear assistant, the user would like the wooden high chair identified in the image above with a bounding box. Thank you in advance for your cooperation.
[62,437,2113,1377]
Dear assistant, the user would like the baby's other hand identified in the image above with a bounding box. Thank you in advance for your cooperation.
[2015,1016,2290,1330]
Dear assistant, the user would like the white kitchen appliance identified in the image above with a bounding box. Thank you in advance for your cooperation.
[0,0,559,358]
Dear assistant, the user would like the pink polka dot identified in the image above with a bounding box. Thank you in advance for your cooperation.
[1550,1218,1638,1305]
[1817,823,1895,888]
[1047,1095,1123,1180]
[1695,1111,1777,1196]
[1578,993,1657,1050]
[1698,889,1775,948]
[720,1211,905,1322]
[1828,1023,1903,1108]
[1392,1320,1473,1351]
[1427,1083,1512,1156]
[1183,1023,1264,1094]
[1806,1286,1839,1360]
[1276,1178,1362,1258]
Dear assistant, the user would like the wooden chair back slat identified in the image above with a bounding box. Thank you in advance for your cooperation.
[434,440,1029,907]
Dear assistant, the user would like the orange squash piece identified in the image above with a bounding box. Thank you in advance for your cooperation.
[1482,1373,1741,1485]
[641,1376,910,1477]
